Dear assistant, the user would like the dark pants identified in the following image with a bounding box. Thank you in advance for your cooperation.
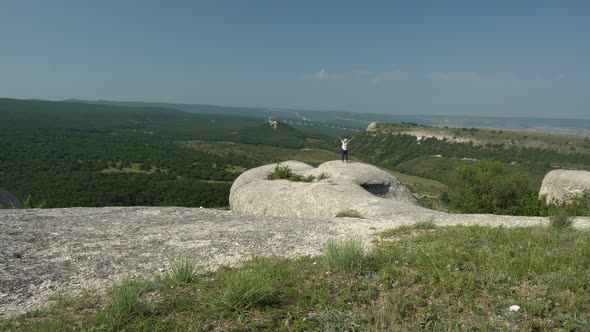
[342,149,348,161]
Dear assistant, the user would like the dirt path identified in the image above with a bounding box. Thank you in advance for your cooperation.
[1,207,589,318]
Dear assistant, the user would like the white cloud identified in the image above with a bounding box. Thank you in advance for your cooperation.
[314,67,326,80]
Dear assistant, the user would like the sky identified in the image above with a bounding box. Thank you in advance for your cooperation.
[1,0,589,118]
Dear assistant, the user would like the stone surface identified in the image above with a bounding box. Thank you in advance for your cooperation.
[230,161,426,219]
[3,206,589,318]
[539,170,590,203]
[0,188,23,209]
[366,121,379,131]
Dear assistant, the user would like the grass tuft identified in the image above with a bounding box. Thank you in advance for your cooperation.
[212,268,276,314]
[335,209,364,218]
[548,206,573,228]
[324,239,373,274]
[320,310,368,331]
[170,256,198,284]
[414,219,436,229]
[97,278,144,330]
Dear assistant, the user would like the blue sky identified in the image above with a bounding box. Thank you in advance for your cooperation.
[1,0,589,118]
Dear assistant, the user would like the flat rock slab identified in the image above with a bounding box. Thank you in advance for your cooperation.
[2,207,590,318]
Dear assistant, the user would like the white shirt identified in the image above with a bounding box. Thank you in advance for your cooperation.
[341,140,349,150]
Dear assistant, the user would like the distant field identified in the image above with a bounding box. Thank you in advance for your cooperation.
[372,122,590,155]
[181,141,339,167]
[388,169,447,198]
[395,155,552,191]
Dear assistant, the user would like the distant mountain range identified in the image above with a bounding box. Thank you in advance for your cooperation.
[55,99,587,137]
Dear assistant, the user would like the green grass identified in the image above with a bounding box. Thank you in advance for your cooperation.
[182,140,340,167]
[548,206,574,228]
[169,256,198,284]
[324,239,374,274]
[389,168,448,198]
[335,209,364,218]
[211,267,277,315]
[95,278,145,330]
[414,218,436,229]
[4,226,590,331]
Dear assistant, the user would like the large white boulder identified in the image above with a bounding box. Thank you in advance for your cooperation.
[229,160,427,219]
[539,170,590,203]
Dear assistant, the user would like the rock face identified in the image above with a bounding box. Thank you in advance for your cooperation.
[539,170,590,203]
[366,121,379,132]
[230,160,427,219]
[0,188,23,209]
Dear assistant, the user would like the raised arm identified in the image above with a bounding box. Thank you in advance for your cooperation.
[349,136,355,141]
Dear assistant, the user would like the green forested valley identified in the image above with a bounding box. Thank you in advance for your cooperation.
[0,99,313,208]
[1,98,589,214]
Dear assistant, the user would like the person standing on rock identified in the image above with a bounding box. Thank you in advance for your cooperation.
[338,136,355,162]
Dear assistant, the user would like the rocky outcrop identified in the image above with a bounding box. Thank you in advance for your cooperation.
[539,170,590,203]
[230,160,426,219]
[0,188,23,209]
[367,121,379,131]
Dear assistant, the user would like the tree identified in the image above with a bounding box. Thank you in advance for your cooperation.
[449,160,533,215]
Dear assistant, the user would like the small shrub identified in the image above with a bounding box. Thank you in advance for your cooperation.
[170,256,198,284]
[521,193,547,216]
[212,268,275,314]
[548,207,573,228]
[449,160,533,215]
[267,164,329,182]
[414,219,436,230]
[335,209,364,218]
[266,164,295,180]
[324,239,373,273]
